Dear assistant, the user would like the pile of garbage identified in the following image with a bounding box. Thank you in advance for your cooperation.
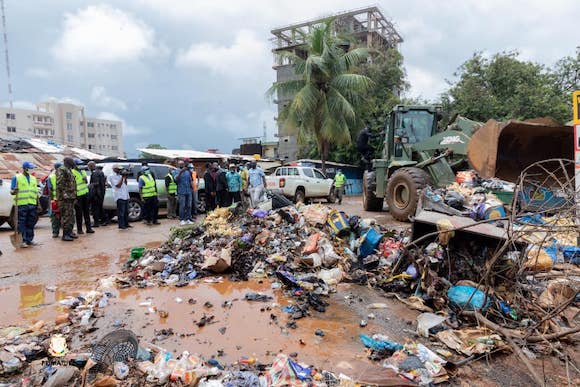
[0,284,115,386]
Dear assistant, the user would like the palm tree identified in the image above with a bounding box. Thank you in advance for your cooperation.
[268,20,373,172]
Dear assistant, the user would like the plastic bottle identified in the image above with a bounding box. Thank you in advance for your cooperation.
[98,295,108,308]
[2,357,22,373]
[79,310,92,326]
[146,350,171,384]
[239,356,256,365]
[170,351,190,382]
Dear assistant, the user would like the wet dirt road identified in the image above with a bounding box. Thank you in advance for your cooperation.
[0,216,174,324]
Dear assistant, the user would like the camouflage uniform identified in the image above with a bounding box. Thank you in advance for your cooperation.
[56,166,77,237]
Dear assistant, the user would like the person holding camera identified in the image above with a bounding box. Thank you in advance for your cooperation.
[107,164,131,230]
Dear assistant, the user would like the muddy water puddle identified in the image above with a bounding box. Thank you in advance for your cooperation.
[95,279,381,374]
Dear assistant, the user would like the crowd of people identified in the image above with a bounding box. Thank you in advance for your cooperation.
[10,158,270,247]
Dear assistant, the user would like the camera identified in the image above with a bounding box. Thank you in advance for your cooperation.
[120,168,131,176]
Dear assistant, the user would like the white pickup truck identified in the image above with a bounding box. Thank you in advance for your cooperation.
[266,166,335,203]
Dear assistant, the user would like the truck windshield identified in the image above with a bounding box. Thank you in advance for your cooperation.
[394,110,435,144]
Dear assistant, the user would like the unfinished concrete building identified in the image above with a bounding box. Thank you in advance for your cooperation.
[271,6,403,161]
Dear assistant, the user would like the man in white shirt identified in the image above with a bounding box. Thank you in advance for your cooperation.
[107,164,131,230]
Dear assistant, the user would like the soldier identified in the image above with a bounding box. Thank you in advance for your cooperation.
[57,157,78,242]
[72,158,94,234]
[46,162,62,238]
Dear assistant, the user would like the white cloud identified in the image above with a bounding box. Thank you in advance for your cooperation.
[90,86,127,111]
[97,112,149,136]
[176,30,269,79]
[406,66,447,100]
[53,5,163,66]
[25,68,50,79]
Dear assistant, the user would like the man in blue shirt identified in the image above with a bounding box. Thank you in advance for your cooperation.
[11,161,39,247]
[248,161,266,207]
[174,160,193,225]
[226,164,243,204]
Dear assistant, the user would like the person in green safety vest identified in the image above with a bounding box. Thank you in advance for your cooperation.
[334,169,347,205]
[72,158,94,235]
[10,161,39,248]
[46,161,62,238]
[139,166,160,225]
[165,167,178,219]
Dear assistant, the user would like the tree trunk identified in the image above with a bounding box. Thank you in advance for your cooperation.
[321,141,329,174]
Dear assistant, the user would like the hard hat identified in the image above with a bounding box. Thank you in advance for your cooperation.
[73,158,83,165]
[141,166,150,172]
[22,161,35,169]
[54,162,63,168]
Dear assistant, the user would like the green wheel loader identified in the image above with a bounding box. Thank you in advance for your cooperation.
[362,105,573,221]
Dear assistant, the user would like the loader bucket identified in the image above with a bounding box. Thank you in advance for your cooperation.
[467,118,573,182]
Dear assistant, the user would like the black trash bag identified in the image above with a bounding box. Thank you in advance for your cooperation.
[444,191,465,209]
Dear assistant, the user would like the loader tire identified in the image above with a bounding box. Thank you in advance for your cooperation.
[362,171,384,212]
[386,167,430,222]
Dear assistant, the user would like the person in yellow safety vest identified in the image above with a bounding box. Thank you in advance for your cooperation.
[10,161,39,248]
[334,169,347,205]
[71,158,94,235]
[46,161,62,238]
[165,170,178,219]
[139,166,160,225]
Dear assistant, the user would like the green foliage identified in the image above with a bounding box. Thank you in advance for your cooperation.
[552,47,580,96]
[442,51,573,123]
[140,143,167,159]
[268,19,373,171]
[322,49,408,164]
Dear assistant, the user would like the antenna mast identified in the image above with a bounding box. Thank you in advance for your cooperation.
[0,0,12,110]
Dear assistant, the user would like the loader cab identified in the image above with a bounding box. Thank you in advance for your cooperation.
[385,105,441,160]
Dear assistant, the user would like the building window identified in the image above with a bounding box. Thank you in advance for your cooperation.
[111,135,117,140]
[111,124,116,129]
[5,113,15,120]
[65,112,72,119]
[7,126,16,133]
[112,146,118,151]
[87,122,94,128]
[67,135,73,142]
[88,145,93,150]
[88,133,95,138]
[67,123,73,130]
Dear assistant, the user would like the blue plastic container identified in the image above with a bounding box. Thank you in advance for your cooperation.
[359,228,383,258]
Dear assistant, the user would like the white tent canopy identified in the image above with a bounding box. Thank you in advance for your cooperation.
[138,148,224,160]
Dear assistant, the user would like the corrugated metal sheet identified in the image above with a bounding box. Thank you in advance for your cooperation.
[0,137,106,179]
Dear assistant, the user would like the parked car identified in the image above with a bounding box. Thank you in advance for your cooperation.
[266,166,335,203]
[100,163,206,222]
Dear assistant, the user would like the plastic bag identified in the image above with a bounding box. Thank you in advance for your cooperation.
[318,268,343,285]
[416,313,447,337]
[447,285,490,311]
[359,334,403,353]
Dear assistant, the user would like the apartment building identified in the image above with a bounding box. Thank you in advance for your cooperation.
[271,6,403,161]
[0,100,124,157]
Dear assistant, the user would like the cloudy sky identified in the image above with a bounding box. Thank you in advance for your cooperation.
[2,0,578,156]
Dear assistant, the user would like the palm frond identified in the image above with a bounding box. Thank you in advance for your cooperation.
[341,47,370,70]
[332,73,374,94]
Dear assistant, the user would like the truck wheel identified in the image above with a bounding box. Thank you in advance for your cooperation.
[7,206,15,229]
[128,197,143,222]
[386,167,430,221]
[327,188,336,204]
[363,171,384,211]
[294,188,306,204]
